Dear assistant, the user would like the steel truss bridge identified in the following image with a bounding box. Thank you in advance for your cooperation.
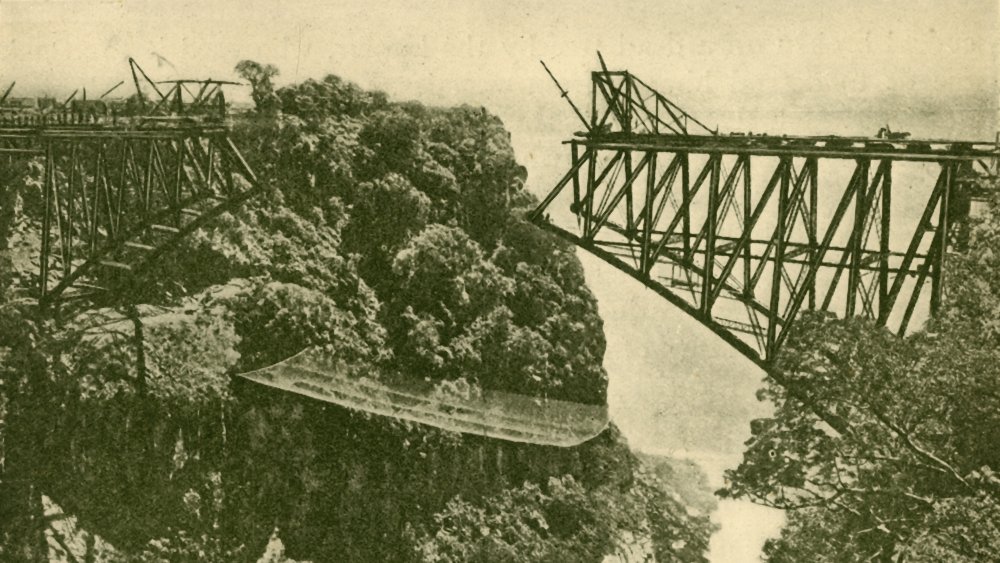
[1,60,259,309]
[4,57,998,447]
[1,60,609,447]
[532,56,1000,369]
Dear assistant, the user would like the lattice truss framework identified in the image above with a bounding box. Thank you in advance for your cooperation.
[533,62,998,366]
[1,61,258,308]
[2,128,257,306]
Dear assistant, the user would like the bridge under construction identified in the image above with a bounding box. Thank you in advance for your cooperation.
[1,59,258,310]
[532,54,999,369]
[3,56,998,447]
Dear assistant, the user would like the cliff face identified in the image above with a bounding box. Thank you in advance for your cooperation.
[0,66,715,562]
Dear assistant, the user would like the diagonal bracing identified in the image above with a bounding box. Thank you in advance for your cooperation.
[532,57,997,367]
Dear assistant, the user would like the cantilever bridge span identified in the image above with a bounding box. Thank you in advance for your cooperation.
[1,60,259,309]
[531,60,1000,368]
[2,61,609,448]
[5,59,997,447]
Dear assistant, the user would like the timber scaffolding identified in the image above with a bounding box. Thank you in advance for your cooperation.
[533,54,1000,369]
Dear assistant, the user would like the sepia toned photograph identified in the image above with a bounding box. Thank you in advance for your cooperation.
[1,1,998,561]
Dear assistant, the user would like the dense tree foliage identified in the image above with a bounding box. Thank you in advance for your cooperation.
[0,62,715,561]
[409,428,714,563]
[720,176,1000,562]
[235,60,281,114]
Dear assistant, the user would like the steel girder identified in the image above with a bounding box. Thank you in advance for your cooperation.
[531,61,998,368]
[531,140,980,368]
[2,124,258,308]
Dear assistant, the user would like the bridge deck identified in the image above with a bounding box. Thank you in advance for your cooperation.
[574,132,1000,162]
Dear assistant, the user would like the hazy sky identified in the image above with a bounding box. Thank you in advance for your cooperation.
[4,2,997,560]
[3,0,997,116]
[3,1,996,180]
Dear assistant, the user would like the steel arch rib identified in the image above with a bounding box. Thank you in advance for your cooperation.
[533,220,769,368]
[39,136,261,307]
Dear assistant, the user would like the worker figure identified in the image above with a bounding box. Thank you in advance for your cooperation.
[877,124,911,140]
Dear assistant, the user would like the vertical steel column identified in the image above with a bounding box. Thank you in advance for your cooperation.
[681,152,691,255]
[39,141,55,299]
[641,151,656,275]
[742,156,752,295]
[807,158,818,310]
[767,157,790,356]
[584,147,597,237]
[174,85,183,114]
[78,144,94,242]
[624,149,634,232]
[995,132,1000,175]
[66,144,77,275]
[847,159,870,317]
[101,143,118,242]
[90,144,104,253]
[654,92,659,134]
[205,140,215,194]
[221,138,238,197]
[590,74,597,130]
[174,138,185,226]
[143,141,155,214]
[878,161,892,318]
[624,72,632,135]
[115,140,129,235]
[701,154,721,315]
[51,147,68,276]
[930,162,952,314]
[571,143,581,212]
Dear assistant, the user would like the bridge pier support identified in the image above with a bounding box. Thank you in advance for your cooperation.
[930,162,953,315]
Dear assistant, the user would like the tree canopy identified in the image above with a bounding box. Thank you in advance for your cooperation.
[0,61,715,561]
[720,175,1000,562]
